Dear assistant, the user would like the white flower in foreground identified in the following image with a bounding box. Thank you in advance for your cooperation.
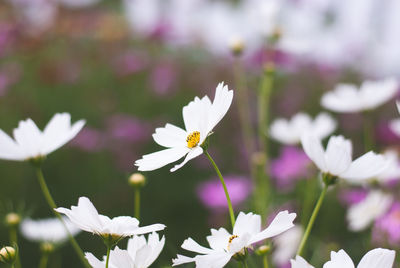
[20,217,80,244]
[321,78,398,113]
[270,112,336,145]
[272,225,303,266]
[346,190,392,232]
[55,197,165,241]
[0,113,85,161]
[85,232,165,268]
[301,135,388,183]
[173,211,296,268]
[291,248,395,268]
[135,82,233,172]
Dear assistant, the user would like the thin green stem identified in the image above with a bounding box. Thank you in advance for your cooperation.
[134,187,140,220]
[233,56,255,157]
[363,112,374,151]
[204,150,235,229]
[263,255,269,268]
[39,253,49,268]
[258,64,274,156]
[35,167,90,268]
[296,183,328,257]
[9,227,21,268]
[105,246,111,268]
[242,260,249,268]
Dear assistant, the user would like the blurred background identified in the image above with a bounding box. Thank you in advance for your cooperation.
[1,0,400,267]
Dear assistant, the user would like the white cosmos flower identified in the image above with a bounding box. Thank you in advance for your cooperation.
[20,217,80,244]
[291,248,396,268]
[85,232,165,268]
[272,225,303,266]
[270,112,336,145]
[346,190,392,232]
[375,150,400,183]
[0,113,85,161]
[135,82,233,172]
[301,135,388,182]
[321,78,398,113]
[55,197,165,240]
[172,211,296,268]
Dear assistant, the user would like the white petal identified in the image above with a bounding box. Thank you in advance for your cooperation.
[301,134,327,172]
[172,254,196,266]
[340,151,389,181]
[207,82,233,134]
[152,123,187,148]
[360,78,398,110]
[128,223,166,236]
[311,113,337,140]
[233,212,261,237]
[389,119,400,137]
[134,244,152,268]
[324,136,352,175]
[290,256,315,268]
[273,225,303,265]
[195,252,232,268]
[181,238,214,255]
[170,146,203,172]
[144,234,165,267]
[135,147,190,171]
[85,252,105,268]
[323,250,355,268]
[249,210,296,244]
[357,248,395,268]
[0,129,24,160]
[321,84,362,113]
[109,247,134,268]
[347,191,392,231]
[13,118,43,158]
[182,96,211,134]
[207,228,231,251]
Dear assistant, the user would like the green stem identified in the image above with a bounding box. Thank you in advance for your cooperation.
[242,260,249,268]
[35,167,90,268]
[233,56,256,157]
[301,177,318,226]
[134,187,140,220]
[258,64,274,156]
[38,253,49,268]
[296,183,328,257]
[363,112,374,151]
[9,227,21,268]
[204,150,235,229]
[105,246,111,268]
[263,255,269,268]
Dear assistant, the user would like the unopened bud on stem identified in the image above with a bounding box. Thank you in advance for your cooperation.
[5,213,21,227]
[129,173,146,188]
[0,246,16,263]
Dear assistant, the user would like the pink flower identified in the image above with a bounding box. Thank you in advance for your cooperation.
[373,201,400,246]
[149,62,177,96]
[105,114,151,144]
[270,146,310,190]
[339,189,368,206]
[70,127,105,152]
[196,175,252,210]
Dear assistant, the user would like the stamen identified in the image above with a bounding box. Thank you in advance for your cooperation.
[227,235,239,251]
[186,131,200,148]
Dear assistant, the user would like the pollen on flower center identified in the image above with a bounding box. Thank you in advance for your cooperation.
[227,235,239,250]
[186,131,200,148]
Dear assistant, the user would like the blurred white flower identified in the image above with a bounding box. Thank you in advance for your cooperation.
[135,82,233,172]
[389,101,400,137]
[346,190,392,232]
[172,211,296,268]
[55,197,165,241]
[272,225,302,266]
[0,113,85,161]
[301,135,388,182]
[20,217,80,244]
[376,150,400,183]
[85,232,165,268]
[291,248,395,268]
[321,78,398,113]
[270,112,336,145]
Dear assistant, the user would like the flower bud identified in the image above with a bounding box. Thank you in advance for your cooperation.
[40,242,54,254]
[129,173,146,188]
[229,37,245,57]
[251,152,266,167]
[5,213,21,227]
[255,245,270,256]
[0,246,16,263]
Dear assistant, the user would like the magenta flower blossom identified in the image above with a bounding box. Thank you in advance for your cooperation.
[196,175,252,210]
[70,127,105,152]
[339,189,368,206]
[150,62,177,97]
[112,51,148,77]
[373,201,400,246]
[105,114,151,144]
[270,146,310,190]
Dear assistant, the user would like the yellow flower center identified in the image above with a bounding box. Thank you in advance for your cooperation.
[186,131,200,148]
[227,235,239,250]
